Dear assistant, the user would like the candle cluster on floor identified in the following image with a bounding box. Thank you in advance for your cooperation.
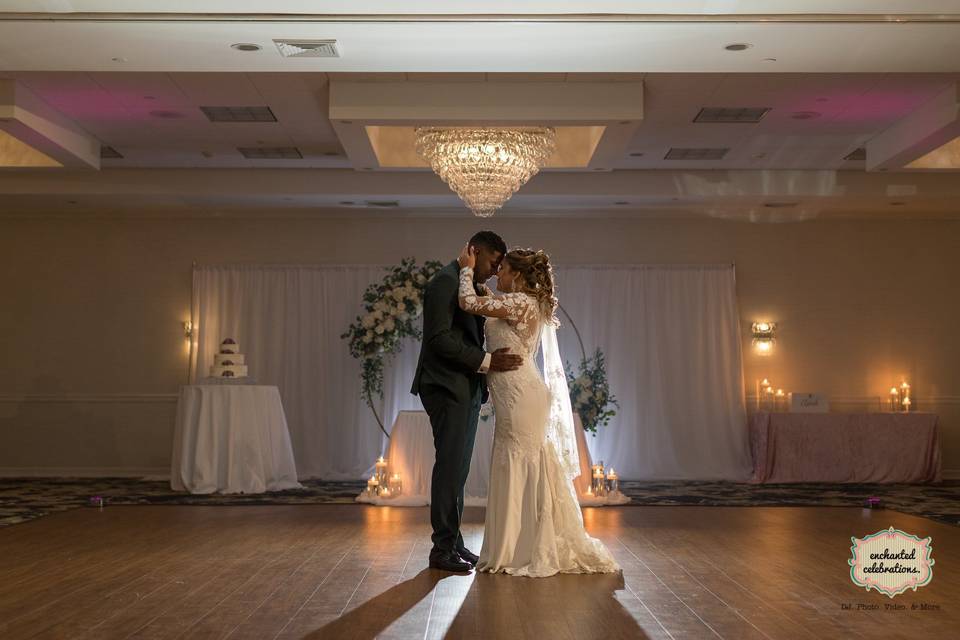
[585,461,622,499]
[366,456,403,499]
[756,379,789,412]
[889,381,913,412]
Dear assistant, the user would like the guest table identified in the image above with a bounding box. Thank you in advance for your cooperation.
[171,384,303,494]
[749,411,941,483]
[357,409,629,506]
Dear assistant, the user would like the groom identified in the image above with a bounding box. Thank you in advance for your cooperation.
[411,231,523,572]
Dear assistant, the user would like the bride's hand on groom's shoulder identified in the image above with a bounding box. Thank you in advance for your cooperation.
[457,243,477,270]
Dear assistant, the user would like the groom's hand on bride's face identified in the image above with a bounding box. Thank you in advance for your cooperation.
[488,347,522,372]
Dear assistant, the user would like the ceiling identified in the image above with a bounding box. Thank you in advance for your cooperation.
[1,2,959,220]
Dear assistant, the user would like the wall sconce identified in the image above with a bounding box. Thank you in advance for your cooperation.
[183,321,194,338]
[751,321,776,355]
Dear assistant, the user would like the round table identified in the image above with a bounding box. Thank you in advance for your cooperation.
[171,384,302,494]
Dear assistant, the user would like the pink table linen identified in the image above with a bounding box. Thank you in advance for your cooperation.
[749,412,941,483]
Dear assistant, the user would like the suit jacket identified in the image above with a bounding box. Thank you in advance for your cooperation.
[411,260,489,404]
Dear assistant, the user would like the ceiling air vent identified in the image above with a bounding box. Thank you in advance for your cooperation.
[238,147,303,159]
[844,147,867,161]
[274,39,340,58]
[201,106,277,123]
[100,146,123,159]
[664,147,729,160]
[694,107,771,123]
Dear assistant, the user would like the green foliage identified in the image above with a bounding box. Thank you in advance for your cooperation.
[341,257,443,406]
[566,349,619,435]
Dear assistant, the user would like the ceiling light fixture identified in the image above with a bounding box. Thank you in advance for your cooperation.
[724,43,753,51]
[414,127,556,218]
[231,43,262,52]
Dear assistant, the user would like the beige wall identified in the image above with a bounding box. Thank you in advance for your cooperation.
[1,214,958,476]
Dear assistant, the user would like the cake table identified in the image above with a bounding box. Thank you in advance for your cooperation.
[171,384,302,494]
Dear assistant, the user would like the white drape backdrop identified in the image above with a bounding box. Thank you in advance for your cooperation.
[552,265,751,479]
[191,263,750,481]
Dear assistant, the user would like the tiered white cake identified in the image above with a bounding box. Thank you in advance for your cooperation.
[209,338,249,378]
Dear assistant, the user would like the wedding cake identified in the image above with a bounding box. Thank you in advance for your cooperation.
[209,338,249,378]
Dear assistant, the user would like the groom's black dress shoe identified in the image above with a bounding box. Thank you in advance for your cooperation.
[429,551,472,573]
[456,547,479,566]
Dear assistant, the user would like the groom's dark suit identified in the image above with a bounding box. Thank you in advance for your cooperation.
[411,259,488,557]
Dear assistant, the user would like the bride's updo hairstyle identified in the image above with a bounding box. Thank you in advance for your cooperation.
[504,248,559,323]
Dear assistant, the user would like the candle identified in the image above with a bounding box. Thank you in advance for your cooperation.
[889,387,899,412]
[375,456,388,485]
[902,396,912,412]
[592,461,607,497]
[366,475,379,497]
[380,486,391,499]
[897,382,910,410]
[775,389,785,412]
[763,386,775,412]
[388,473,403,496]
[606,468,619,494]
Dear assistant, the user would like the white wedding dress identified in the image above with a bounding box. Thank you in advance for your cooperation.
[458,267,621,578]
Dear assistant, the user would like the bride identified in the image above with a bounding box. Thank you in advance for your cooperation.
[457,244,621,577]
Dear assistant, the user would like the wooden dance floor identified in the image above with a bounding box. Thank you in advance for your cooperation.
[1,504,957,639]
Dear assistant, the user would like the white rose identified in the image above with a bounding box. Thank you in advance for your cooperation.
[362,334,371,343]
[361,314,375,329]
[397,311,409,321]
[416,274,426,284]
[383,318,396,332]
[583,378,593,388]
[396,302,405,313]
[372,309,383,320]
[374,324,385,334]
[577,391,589,403]
[391,288,405,301]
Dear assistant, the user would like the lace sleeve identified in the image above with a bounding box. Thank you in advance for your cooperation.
[458,266,536,324]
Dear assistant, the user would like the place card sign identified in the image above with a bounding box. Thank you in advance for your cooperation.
[791,392,829,413]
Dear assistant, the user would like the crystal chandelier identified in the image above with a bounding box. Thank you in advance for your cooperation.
[414,127,557,217]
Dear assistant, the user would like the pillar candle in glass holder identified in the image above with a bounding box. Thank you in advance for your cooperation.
[380,486,391,499]
[889,387,899,412]
[591,462,606,497]
[606,468,619,494]
[759,379,772,411]
[775,389,785,412]
[375,456,388,486]
[388,473,403,496]
[902,396,912,413]
[366,475,379,498]
[763,386,775,412]
[898,382,910,410]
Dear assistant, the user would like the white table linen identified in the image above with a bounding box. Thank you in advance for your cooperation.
[171,384,303,494]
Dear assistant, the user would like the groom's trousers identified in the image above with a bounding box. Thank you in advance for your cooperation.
[419,384,482,556]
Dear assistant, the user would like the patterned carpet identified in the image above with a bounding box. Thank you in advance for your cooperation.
[1,477,957,529]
